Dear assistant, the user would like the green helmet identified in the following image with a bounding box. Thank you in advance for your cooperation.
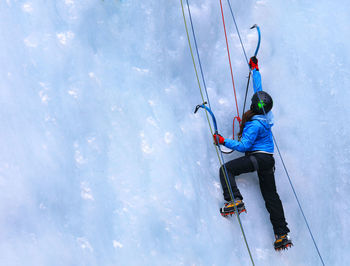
[250,91,273,114]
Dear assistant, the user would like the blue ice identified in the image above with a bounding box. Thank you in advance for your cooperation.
[0,0,349,265]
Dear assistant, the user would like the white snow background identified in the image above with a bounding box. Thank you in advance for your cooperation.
[0,0,349,265]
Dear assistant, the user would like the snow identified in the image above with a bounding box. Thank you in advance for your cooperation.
[0,0,349,265]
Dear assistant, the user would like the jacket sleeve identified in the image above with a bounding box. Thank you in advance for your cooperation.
[252,69,262,93]
[223,122,259,152]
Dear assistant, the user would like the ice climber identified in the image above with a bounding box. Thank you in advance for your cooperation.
[213,56,292,250]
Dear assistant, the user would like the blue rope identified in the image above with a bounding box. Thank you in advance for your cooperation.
[184,1,255,264]
[185,0,212,109]
[273,135,325,265]
[226,0,249,66]
[226,1,325,265]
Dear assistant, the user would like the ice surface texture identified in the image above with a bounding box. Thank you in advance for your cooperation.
[0,0,349,265]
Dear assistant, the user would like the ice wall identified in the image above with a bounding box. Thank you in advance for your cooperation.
[0,0,349,265]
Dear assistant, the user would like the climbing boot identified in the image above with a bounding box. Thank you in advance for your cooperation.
[220,199,246,217]
[274,234,293,251]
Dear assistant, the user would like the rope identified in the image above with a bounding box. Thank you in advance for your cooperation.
[242,71,251,116]
[179,0,212,132]
[180,1,255,265]
[273,135,325,265]
[226,1,258,117]
[226,0,249,67]
[232,116,241,139]
[226,1,325,264]
[181,0,230,215]
[184,0,212,109]
[226,0,251,117]
[219,0,240,120]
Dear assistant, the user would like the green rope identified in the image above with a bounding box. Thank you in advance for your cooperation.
[180,1,255,265]
[180,0,231,200]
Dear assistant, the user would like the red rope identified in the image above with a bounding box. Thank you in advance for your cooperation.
[232,116,241,139]
[219,0,241,138]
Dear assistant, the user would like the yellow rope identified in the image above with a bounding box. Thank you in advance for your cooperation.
[180,1,255,265]
[179,0,234,201]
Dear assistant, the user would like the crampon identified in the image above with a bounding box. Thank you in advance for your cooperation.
[220,200,246,217]
[274,234,293,251]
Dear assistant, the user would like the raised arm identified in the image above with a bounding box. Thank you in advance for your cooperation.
[249,56,262,93]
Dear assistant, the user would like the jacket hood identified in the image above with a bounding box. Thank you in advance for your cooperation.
[252,111,274,129]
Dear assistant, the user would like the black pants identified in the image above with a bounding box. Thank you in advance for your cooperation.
[219,153,290,235]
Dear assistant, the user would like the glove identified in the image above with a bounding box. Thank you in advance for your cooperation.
[213,133,225,145]
[249,56,259,71]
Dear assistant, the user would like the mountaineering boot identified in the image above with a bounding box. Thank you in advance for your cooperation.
[274,234,293,251]
[220,198,246,217]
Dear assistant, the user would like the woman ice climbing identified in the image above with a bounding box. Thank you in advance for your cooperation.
[213,56,292,250]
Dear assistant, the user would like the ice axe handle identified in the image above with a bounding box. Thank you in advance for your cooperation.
[250,24,261,57]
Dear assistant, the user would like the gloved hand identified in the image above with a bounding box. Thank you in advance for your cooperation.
[249,56,259,71]
[213,133,225,145]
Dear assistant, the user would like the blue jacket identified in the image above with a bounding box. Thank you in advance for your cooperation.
[224,70,274,153]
